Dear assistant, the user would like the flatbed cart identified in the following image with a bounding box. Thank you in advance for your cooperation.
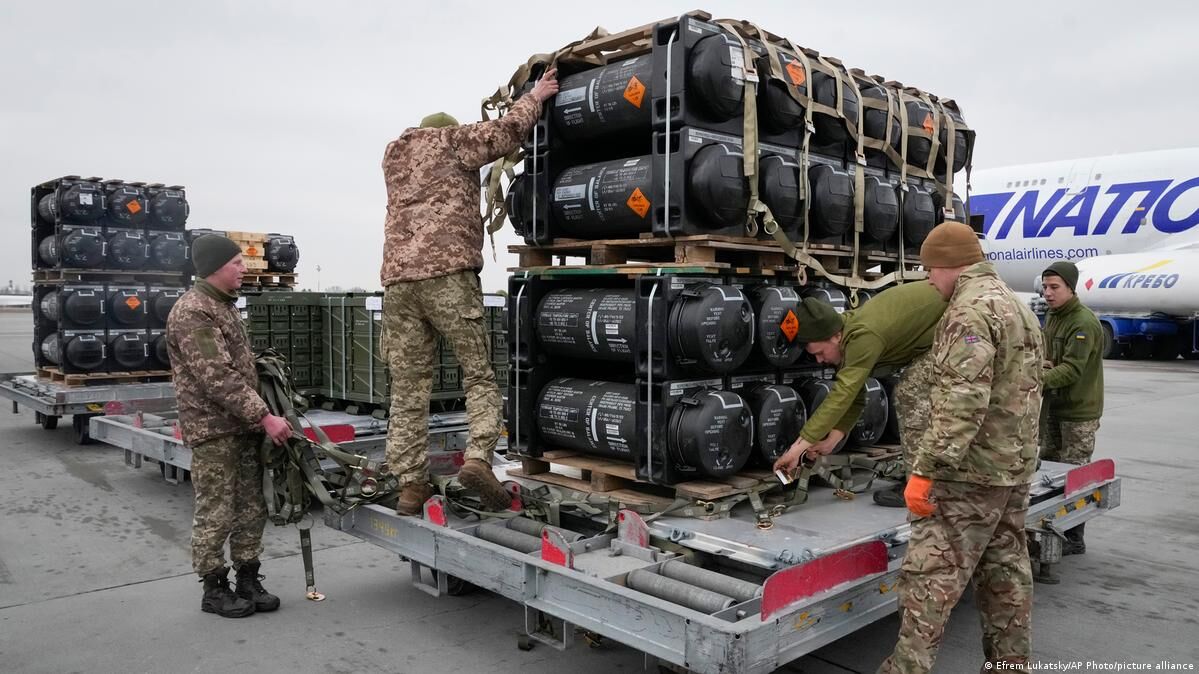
[0,372,176,445]
[326,458,1120,674]
[88,408,471,484]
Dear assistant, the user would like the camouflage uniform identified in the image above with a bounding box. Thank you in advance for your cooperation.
[167,279,270,577]
[892,349,934,472]
[879,263,1044,674]
[1041,417,1100,465]
[381,271,502,484]
[378,93,541,486]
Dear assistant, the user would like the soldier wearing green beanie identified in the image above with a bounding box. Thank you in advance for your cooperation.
[1037,260,1104,576]
[774,283,948,512]
[166,233,294,618]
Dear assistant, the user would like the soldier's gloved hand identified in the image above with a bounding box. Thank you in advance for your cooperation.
[261,414,294,446]
[904,475,936,518]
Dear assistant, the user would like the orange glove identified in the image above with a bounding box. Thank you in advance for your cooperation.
[904,475,936,518]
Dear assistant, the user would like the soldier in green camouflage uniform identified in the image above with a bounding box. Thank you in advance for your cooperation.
[379,70,559,515]
[878,222,1043,674]
[168,235,293,618]
[772,282,947,507]
[1038,261,1105,566]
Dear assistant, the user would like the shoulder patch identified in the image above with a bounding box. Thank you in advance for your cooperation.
[193,327,219,358]
[1074,332,1087,341]
[964,335,981,344]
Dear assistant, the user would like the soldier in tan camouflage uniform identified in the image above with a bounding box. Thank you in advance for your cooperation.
[878,222,1043,674]
[168,235,294,618]
[379,69,559,515]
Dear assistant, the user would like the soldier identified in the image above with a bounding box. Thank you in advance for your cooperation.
[167,234,294,618]
[772,282,948,507]
[878,221,1043,674]
[379,69,559,515]
[1038,260,1105,571]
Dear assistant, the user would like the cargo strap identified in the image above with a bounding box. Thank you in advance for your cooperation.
[716,22,762,238]
[749,453,905,528]
[256,350,399,526]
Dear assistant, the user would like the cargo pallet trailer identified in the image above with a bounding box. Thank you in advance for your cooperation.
[88,408,471,484]
[0,371,176,445]
[327,458,1120,673]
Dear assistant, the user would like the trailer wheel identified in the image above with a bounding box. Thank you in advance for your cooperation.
[37,412,59,430]
[1100,324,1121,359]
[72,414,94,445]
[517,634,534,651]
[1150,335,1180,361]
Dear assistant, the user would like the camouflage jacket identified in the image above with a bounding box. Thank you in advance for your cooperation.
[166,280,268,446]
[379,94,542,285]
[912,262,1044,486]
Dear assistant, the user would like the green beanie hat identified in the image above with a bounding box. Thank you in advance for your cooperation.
[793,297,844,342]
[1043,261,1079,291]
[420,112,459,129]
[192,234,242,278]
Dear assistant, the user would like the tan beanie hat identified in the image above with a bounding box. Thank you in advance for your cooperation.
[920,221,984,268]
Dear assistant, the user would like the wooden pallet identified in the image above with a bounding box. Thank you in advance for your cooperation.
[37,367,172,387]
[508,444,904,506]
[553,10,711,68]
[509,449,773,502]
[241,272,297,288]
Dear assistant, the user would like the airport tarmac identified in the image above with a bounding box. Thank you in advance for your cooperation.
[0,311,1196,673]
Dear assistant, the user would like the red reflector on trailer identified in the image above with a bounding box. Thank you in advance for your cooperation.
[761,540,888,621]
[1065,458,1115,496]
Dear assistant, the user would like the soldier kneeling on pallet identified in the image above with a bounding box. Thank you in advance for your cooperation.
[377,69,559,515]
[773,282,947,506]
[167,235,294,618]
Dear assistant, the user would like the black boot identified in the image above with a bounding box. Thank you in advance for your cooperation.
[202,568,256,618]
[235,560,281,612]
[1063,524,1086,556]
[873,482,907,507]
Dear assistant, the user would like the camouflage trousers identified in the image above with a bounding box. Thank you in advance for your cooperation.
[382,270,503,486]
[893,350,935,474]
[190,433,267,577]
[878,481,1033,674]
[1041,415,1100,466]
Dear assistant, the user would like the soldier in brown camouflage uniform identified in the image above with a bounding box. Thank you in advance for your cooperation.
[379,69,559,515]
[168,235,294,618]
[878,222,1043,674]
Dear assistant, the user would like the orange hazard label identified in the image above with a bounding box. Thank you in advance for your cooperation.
[126,200,142,214]
[922,113,935,135]
[785,61,806,87]
[125,296,142,311]
[780,310,799,342]
[626,188,650,218]
[623,76,646,108]
[245,246,259,256]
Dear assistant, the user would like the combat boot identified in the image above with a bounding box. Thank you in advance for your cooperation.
[396,482,434,516]
[872,482,906,507]
[235,560,280,612]
[201,568,256,618]
[1062,524,1086,556]
[457,459,512,511]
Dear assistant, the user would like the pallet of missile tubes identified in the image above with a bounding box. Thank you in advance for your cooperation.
[485,10,979,292]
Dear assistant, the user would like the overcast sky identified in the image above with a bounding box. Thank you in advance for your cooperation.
[3,1,1197,292]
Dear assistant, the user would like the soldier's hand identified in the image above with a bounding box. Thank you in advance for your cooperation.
[773,440,808,475]
[531,68,560,103]
[261,414,294,446]
[904,475,936,518]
